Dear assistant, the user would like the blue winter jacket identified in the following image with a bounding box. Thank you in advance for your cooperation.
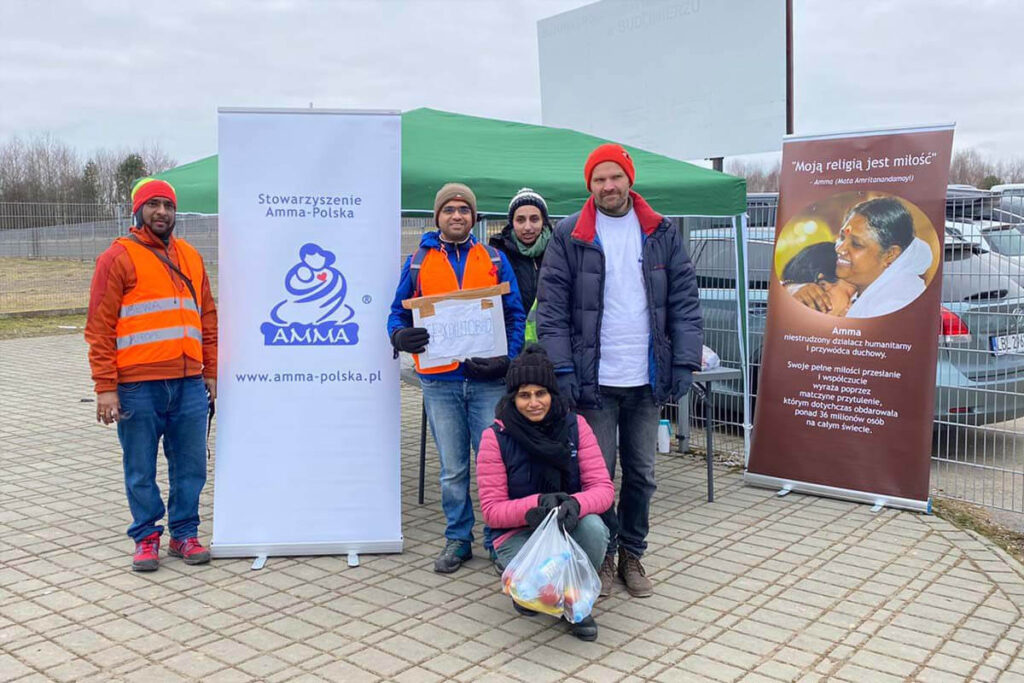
[536,191,703,407]
[387,230,526,381]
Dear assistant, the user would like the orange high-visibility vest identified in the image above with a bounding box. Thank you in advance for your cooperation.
[413,243,500,374]
[114,237,205,369]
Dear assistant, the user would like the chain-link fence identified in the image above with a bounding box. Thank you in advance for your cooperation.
[686,191,1024,514]
[932,189,1024,512]
[0,209,444,313]
[0,203,216,313]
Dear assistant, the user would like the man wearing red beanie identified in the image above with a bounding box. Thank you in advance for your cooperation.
[85,177,218,571]
[537,144,703,598]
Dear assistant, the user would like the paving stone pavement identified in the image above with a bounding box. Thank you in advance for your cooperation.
[3,334,1024,682]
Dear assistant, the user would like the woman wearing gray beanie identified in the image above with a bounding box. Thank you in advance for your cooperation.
[489,188,553,342]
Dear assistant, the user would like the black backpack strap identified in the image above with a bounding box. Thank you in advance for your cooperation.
[408,246,430,297]
[482,243,503,268]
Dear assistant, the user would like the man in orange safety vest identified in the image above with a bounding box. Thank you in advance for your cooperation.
[85,178,218,572]
[388,183,525,573]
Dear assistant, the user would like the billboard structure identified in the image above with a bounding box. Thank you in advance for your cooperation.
[538,0,787,161]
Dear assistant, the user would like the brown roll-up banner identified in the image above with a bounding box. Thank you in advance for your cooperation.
[746,125,954,512]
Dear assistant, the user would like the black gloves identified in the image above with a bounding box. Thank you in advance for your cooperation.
[461,355,510,381]
[538,492,571,509]
[556,372,579,408]
[672,367,694,401]
[391,327,430,354]
[524,492,572,529]
[556,497,580,533]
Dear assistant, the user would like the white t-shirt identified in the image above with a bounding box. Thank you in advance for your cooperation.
[596,207,650,387]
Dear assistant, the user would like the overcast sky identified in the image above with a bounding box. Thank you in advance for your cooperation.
[1,0,1021,167]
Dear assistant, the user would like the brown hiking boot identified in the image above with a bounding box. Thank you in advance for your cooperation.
[617,549,653,597]
[597,553,615,597]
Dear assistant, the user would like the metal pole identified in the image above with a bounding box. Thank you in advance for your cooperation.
[418,401,428,505]
[705,380,715,503]
[786,0,794,134]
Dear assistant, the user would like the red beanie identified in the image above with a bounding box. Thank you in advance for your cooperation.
[584,144,635,188]
[131,178,177,213]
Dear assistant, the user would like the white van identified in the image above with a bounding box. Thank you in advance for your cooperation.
[990,183,1024,197]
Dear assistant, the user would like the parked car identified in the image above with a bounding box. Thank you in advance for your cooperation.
[945,190,1024,286]
[990,183,1024,198]
[692,206,1024,427]
[984,185,1024,223]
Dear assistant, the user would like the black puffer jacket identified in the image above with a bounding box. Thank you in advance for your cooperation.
[489,224,545,314]
[536,191,703,408]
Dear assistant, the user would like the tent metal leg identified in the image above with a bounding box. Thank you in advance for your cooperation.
[418,400,427,505]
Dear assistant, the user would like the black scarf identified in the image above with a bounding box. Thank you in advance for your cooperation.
[497,394,574,492]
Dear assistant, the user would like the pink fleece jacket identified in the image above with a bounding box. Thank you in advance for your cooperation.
[477,414,615,549]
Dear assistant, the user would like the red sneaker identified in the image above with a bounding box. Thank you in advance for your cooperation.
[132,532,160,572]
[169,537,211,565]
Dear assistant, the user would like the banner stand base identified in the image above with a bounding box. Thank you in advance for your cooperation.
[212,538,403,560]
[744,472,928,513]
[251,555,268,571]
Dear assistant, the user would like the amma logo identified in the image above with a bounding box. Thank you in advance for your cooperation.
[260,243,359,346]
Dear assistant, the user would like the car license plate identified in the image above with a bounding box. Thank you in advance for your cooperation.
[990,332,1024,355]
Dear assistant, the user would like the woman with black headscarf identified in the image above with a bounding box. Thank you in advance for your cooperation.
[476,345,613,641]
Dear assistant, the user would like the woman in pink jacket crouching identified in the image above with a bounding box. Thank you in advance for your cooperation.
[477,345,614,641]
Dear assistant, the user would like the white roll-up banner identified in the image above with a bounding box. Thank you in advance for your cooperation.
[212,108,402,558]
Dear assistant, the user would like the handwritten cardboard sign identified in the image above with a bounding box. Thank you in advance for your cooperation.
[403,283,510,368]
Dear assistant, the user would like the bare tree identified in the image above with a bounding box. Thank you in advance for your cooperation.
[726,159,781,193]
[949,149,1024,187]
[88,148,123,206]
[85,143,175,205]
[0,134,81,202]
[140,143,176,175]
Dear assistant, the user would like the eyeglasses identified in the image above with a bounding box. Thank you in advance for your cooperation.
[441,206,473,216]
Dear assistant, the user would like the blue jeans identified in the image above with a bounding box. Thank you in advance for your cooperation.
[117,377,209,542]
[494,514,610,571]
[420,377,506,544]
[579,385,659,558]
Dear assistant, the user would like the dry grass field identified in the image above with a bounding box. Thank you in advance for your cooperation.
[0,313,86,339]
[0,257,94,313]
[0,257,220,314]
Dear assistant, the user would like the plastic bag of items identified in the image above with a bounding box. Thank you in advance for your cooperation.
[500,509,600,623]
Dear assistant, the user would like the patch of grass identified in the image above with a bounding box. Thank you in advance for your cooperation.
[0,257,95,312]
[0,313,87,340]
[933,497,1024,566]
[0,256,220,316]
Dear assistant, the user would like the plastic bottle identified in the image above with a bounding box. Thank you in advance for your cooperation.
[657,419,672,453]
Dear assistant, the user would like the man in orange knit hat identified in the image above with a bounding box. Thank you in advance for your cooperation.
[537,144,703,598]
[85,178,218,571]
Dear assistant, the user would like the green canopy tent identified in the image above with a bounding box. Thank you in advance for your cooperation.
[156,107,745,217]
[399,108,744,216]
